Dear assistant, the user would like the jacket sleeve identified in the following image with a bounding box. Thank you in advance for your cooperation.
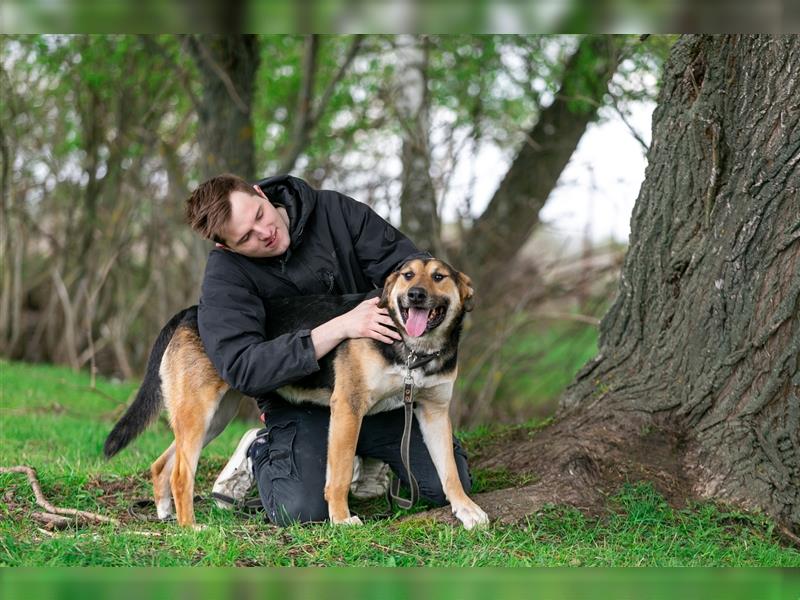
[197,253,320,398]
[334,191,430,285]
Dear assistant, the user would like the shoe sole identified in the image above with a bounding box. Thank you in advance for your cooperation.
[212,428,260,509]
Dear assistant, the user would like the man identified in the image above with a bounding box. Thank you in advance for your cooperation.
[185,173,472,526]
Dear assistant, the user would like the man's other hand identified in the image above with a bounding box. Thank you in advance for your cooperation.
[339,297,402,345]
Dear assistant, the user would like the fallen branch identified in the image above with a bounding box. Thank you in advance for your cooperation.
[1,465,119,526]
[31,511,72,530]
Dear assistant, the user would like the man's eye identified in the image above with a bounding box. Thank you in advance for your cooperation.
[241,235,249,244]
[403,272,414,280]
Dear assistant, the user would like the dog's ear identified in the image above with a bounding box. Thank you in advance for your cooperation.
[378,271,400,309]
[456,272,475,312]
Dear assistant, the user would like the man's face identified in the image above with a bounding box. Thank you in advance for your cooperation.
[220,186,291,258]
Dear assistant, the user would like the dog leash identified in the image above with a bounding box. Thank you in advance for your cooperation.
[387,349,441,511]
[127,494,262,522]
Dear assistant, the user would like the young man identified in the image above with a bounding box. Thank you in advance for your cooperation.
[185,173,472,526]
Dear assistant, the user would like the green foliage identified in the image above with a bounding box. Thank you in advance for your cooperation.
[459,320,600,420]
[2,360,798,567]
[250,35,669,182]
[2,34,672,378]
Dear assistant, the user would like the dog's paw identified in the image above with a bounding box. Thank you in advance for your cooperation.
[333,515,363,526]
[452,501,489,530]
[156,500,174,521]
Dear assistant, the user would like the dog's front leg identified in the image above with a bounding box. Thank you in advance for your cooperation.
[325,390,364,525]
[415,389,489,530]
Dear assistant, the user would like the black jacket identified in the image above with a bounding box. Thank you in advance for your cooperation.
[197,175,422,403]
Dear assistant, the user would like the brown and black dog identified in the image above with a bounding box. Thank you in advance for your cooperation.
[104,258,489,529]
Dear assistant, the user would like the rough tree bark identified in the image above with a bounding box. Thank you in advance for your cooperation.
[427,35,800,535]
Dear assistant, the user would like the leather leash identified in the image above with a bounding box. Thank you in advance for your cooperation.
[387,349,441,511]
[127,494,262,522]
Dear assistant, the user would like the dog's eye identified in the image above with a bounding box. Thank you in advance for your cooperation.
[432,273,445,282]
[403,272,414,280]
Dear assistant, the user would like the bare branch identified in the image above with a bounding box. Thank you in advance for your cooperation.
[607,87,650,152]
[137,35,202,114]
[1,465,119,526]
[184,35,248,114]
[279,35,364,174]
[310,35,364,125]
[278,35,320,174]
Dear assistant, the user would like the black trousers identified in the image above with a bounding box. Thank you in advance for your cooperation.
[248,396,472,526]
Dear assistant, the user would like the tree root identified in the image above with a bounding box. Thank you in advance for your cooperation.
[776,523,800,549]
[1,465,119,528]
[405,411,689,528]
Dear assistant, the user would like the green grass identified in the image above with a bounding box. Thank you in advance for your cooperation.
[2,359,799,567]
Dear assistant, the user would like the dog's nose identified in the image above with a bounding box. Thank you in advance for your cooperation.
[407,287,427,304]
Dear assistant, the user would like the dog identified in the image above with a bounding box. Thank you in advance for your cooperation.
[103,258,489,530]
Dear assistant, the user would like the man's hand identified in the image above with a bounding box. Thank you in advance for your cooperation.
[338,297,402,344]
[310,297,402,360]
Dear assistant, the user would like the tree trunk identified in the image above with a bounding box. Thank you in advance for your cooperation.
[428,35,800,535]
[453,36,624,423]
[185,34,262,422]
[185,35,260,178]
[395,35,441,256]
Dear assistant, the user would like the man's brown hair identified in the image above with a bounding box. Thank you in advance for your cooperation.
[185,174,258,244]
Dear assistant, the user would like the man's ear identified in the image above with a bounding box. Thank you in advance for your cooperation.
[215,242,229,250]
[457,272,475,312]
[378,271,400,309]
[253,184,267,199]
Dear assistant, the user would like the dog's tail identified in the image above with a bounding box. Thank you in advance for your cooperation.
[103,306,197,458]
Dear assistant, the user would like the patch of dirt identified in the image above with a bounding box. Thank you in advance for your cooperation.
[86,472,152,523]
[235,558,263,567]
[411,410,697,527]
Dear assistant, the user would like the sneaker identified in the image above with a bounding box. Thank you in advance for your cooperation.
[212,428,260,509]
[349,456,390,499]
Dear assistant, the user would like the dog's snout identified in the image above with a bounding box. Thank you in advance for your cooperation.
[406,286,427,304]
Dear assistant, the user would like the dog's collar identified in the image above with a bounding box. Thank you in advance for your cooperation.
[403,348,442,371]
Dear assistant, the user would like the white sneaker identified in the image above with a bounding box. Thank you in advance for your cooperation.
[349,456,390,499]
[212,428,260,509]
[213,429,390,508]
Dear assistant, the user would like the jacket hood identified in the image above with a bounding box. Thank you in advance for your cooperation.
[255,174,317,250]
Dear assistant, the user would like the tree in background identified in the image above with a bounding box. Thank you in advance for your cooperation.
[470,34,800,539]
[394,35,441,256]
[0,35,199,379]
[182,34,260,179]
[459,35,622,291]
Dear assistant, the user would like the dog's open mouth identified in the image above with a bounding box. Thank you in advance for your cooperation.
[399,305,446,337]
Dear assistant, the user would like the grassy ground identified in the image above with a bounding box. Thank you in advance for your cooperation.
[1,359,799,567]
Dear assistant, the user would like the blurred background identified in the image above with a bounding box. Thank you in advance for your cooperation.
[0,34,674,427]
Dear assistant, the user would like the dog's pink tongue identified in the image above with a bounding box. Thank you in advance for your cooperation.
[405,308,429,337]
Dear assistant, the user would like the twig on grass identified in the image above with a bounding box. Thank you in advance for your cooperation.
[369,542,416,557]
[0,465,119,526]
[31,511,72,530]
